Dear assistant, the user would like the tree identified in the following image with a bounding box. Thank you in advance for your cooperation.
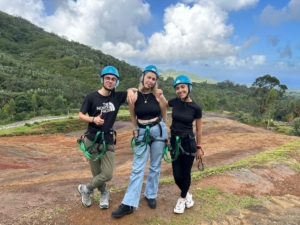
[266,88,277,127]
[15,95,32,113]
[31,94,38,116]
[251,74,287,117]
[291,118,300,136]
[290,99,300,118]
[8,98,16,117]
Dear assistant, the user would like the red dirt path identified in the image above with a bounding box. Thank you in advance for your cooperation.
[0,112,300,225]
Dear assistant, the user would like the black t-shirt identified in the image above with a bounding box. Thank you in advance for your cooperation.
[168,98,202,134]
[134,92,161,120]
[80,90,127,143]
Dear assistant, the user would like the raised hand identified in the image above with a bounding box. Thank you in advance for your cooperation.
[93,111,104,126]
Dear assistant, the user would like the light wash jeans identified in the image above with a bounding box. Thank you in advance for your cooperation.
[122,120,168,208]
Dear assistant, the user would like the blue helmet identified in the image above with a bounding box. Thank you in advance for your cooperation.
[173,75,193,91]
[142,65,159,77]
[100,66,119,87]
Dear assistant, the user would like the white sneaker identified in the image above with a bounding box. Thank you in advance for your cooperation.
[100,189,110,209]
[77,184,92,207]
[174,198,186,214]
[186,192,194,208]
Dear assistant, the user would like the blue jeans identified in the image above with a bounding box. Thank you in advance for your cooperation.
[122,120,168,208]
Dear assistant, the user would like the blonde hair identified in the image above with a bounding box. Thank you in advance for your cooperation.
[138,71,158,94]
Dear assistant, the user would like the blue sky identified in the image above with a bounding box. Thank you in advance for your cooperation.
[1,0,299,88]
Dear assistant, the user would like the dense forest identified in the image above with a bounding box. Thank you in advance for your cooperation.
[0,10,300,133]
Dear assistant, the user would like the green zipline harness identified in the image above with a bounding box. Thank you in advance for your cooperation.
[77,131,107,161]
[163,135,204,171]
[163,136,180,163]
[131,126,151,157]
[131,117,166,158]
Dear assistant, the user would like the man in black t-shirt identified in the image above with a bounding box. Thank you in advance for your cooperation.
[77,66,137,210]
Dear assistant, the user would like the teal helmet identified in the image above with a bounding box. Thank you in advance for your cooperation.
[142,65,159,77]
[100,66,119,87]
[173,75,193,91]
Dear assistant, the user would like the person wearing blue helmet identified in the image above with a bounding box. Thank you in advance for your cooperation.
[162,74,203,214]
[77,66,138,210]
[112,65,168,218]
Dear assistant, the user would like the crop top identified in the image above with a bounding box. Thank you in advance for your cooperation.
[134,92,161,120]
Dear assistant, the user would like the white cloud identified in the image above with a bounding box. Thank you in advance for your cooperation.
[259,0,300,26]
[0,0,279,72]
[143,3,238,63]
[252,55,266,65]
[222,55,265,69]
[41,0,151,49]
[0,0,45,23]
[182,0,259,11]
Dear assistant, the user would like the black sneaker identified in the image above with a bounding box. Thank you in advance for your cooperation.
[111,204,133,218]
[145,196,156,209]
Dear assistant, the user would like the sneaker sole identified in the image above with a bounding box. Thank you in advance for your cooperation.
[100,205,109,209]
[174,209,185,214]
[186,200,194,208]
[77,186,91,208]
[112,210,133,218]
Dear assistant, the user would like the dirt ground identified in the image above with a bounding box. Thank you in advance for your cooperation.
[0,112,300,225]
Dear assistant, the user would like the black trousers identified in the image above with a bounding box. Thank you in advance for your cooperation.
[170,135,196,198]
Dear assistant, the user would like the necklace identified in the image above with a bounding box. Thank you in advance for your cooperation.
[143,92,150,103]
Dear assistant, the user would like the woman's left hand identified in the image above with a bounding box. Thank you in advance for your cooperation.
[196,147,204,160]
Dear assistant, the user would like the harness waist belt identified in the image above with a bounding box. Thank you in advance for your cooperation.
[171,132,192,138]
[137,117,162,129]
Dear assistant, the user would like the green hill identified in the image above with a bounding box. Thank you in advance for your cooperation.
[1,10,299,127]
[160,69,217,84]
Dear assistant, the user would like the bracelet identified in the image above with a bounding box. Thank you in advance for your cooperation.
[91,117,95,123]
[197,145,202,149]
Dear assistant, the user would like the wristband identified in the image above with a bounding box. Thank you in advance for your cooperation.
[92,117,95,123]
[197,145,202,149]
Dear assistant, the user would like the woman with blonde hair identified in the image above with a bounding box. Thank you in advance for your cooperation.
[112,65,168,218]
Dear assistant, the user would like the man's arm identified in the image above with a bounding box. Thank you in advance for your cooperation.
[78,112,94,123]
[78,112,104,126]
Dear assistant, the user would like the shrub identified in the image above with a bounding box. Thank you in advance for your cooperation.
[290,118,300,136]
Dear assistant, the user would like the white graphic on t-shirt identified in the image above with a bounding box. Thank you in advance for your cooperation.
[97,102,115,113]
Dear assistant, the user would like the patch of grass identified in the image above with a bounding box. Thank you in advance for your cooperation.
[139,186,269,224]
[55,206,64,214]
[91,192,100,204]
[142,215,167,225]
[0,112,131,136]
[193,186,270,220]
[20,204,70,224]
[275,125,292,135]
[109,186,126,193]
[145,187,268,224]
[160,140,300,185]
